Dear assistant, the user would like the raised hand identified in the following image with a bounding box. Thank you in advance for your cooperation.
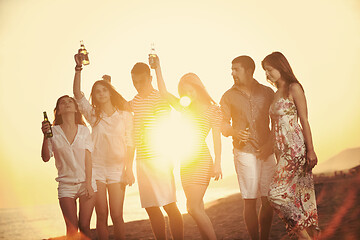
[41,121,51,135]
[74,50,83,67]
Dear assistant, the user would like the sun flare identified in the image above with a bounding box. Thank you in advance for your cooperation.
[149,111,199,166]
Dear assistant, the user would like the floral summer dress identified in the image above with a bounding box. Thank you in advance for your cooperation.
[268,97,319,235]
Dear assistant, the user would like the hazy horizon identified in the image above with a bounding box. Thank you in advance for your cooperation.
[1,0,360,209]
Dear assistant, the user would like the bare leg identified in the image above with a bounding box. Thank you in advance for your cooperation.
[296,229,311,240]
[145,206,166,240]
[108,183,126,240]
[59,197,78,240]
[163,202,184,240]
[183,185,216,240]
[244,199,259,240]
[79,193,96,240]
[259,197,273,240]
[95,181,109,240]
[306,226,320,240]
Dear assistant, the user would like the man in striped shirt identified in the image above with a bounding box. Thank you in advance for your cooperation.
[130,62,184,240]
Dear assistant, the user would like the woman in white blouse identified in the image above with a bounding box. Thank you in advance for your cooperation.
[73,53,135,240]
[41,95,96,240]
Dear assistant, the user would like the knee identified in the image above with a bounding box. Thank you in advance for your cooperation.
[186,203,201,217]
[164,203,181,216]
[96,208,109,222]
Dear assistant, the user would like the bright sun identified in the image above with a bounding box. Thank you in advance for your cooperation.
[149,111,199,167]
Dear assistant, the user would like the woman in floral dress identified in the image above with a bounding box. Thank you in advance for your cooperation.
[262,52,320,239]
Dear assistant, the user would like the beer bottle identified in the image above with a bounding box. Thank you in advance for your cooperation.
[238,120,249,148]
[148,42,157,69]
[43,111,53,138]
[80,40,90,65]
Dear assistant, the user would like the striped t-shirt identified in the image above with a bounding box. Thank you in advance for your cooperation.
[130,89,171,161]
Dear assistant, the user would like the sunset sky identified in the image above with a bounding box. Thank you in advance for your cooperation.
[0,0,359,209]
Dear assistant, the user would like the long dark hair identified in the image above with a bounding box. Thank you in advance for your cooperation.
[178,73,216,106]
[53,95,86,126]
[261,52,304,96]
[90,80,130,126]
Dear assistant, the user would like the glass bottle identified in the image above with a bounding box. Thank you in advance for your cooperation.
[80,40,90,65]
[43,111,53,138]
[148,42,156,69]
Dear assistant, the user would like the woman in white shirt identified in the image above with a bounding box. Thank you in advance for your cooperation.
[41,95,96,240]
[73,53,135,240]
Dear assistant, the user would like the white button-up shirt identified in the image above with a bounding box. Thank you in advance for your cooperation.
[47,125,94,184]
[76,96,134,167]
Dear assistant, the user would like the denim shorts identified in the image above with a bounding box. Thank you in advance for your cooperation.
[57,181,97,199]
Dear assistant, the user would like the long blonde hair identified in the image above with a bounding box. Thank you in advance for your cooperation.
[178,73,216,106]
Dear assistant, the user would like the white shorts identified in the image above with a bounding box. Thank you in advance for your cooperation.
[58,181,97,199]
[233,149,276,199]
[93,164,125,185]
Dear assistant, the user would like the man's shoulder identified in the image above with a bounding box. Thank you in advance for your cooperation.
[221,86,237,98]
[256,81,274,95]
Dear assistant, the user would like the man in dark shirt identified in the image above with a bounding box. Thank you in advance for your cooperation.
[220,56,276,240]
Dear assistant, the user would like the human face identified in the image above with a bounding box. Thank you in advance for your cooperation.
[180,83,197,102]
[57,97,76,115]
[131,73,152,94]
[93,84,111,105]
[231,63,247,85]
[263,64,281,86]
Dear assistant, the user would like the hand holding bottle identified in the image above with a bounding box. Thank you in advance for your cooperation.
[148,43,158,69]
[235,128,250,145]
[42,112,53,138]
[149,54,160,69]
[74,52,83,67]
[41,121,51,136]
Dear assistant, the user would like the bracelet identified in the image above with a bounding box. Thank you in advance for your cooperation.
[75,66,83,71]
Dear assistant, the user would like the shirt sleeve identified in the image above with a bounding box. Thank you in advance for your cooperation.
[219,93,233,136]
[75,93,96,126]
[123,111,134,147]
[83,126,94,152]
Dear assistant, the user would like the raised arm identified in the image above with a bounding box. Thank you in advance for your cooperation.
[151,55,182,110]
[73,53,83,100]
[290,83,317,170]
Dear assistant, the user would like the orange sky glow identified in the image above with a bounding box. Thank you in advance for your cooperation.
[0,0,359,209]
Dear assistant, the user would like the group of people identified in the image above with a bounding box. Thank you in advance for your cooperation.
[41,50,320,240]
